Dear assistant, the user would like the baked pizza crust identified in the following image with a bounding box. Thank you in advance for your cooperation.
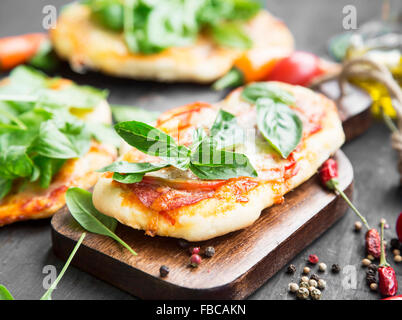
[92,83,345,241]
[50,3,294,82]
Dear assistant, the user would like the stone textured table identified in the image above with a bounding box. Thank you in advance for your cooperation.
[0,0,401,300]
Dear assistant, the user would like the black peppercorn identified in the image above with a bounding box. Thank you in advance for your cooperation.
[390,238,401,250]
[286,264,296,274]
[204,246,215,258]
[159,265,170,278]
[331,264,341,273]
[310,274,320,282]
[367,264,378,272]
[178,239,189,249]
[366,274,377,285]
[366,269,376,277]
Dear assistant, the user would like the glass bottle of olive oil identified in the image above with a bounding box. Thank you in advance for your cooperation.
[346,42,402,118]
[336,0,402,118]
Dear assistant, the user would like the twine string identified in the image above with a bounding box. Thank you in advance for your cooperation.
[311,57,402,183]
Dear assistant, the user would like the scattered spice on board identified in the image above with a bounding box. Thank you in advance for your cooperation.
[190,254,202,267]
[178,240,189,249]
[190,247,200,255]
[159,265,170,278]
[204,246,215,258]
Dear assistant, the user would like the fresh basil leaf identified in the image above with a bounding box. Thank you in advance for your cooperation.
[190,140,257,179]
[0,146,33,179]
[190,151,257,180]
[211,22,252,49]
[40,232,86,300]
[112,172,144,183]
[241,82,296,105]
[256,98,303,159]
[98,161,168,174]
[33,120,81,159]
[98,161,169,183]
[111,104,159,124]
[0,285,14,300]
[210,109,244,149]
[0,179,12,200]
[115,121,191,170]
[66,187,137,255]
[191,127,208,152]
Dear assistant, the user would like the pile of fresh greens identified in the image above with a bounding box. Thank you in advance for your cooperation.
[100,82,303,183]
[0,66,119,200]
[85,0,261,54]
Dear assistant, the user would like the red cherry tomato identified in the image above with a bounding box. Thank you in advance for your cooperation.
[266,51,323,86]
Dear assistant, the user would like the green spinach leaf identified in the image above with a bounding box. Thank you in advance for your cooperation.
[66,188,137,256]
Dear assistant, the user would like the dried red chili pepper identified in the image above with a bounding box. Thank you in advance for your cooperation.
[319,159,382,258]
[378,221,398,297]
[396,212,402,243]
[366,229,382,259]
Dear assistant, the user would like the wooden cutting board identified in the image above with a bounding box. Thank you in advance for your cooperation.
[51,150,353,300]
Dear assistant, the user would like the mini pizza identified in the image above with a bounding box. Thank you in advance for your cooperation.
[50,1,293,83]
[93,82,345,241]
[0,66,117,226]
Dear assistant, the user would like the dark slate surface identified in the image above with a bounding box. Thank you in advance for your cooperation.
[0,0,401,300]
